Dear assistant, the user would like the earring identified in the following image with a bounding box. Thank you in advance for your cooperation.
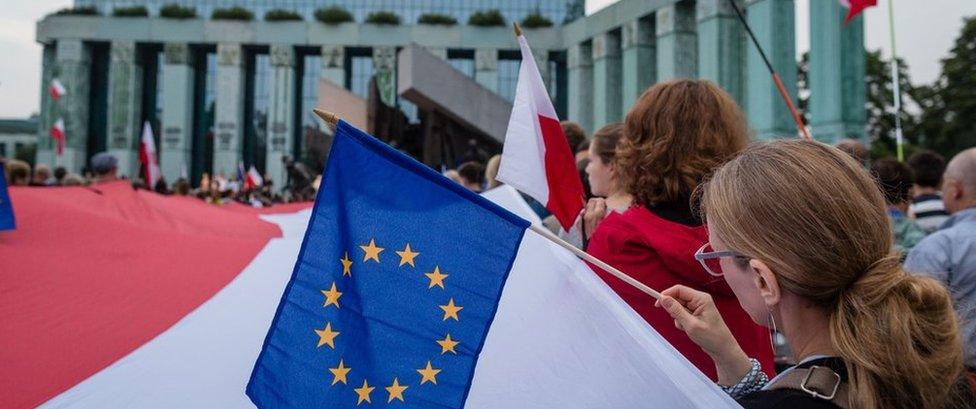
[767,308,780,356]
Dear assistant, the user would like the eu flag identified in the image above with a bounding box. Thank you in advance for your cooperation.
[247,120,529,408]
[0,162,14,231]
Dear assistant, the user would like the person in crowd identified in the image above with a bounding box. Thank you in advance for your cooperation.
[172,178,191,196]
[62,173,85,186]
[656,140,973,409]
[585,79,773,380]
[442,169,462,185]
[154,178,169,195]
[90,152,119,183]
[908,150,950,232]
[484,154,502,190]
[835,138,868,166]
[561,120,587,157]
[32,164,53,186]
[582,123,632,239]
[870,159,927,253]
[906,147,976,377]
[53,166,67,186]
[5,159,31,186]
[457,161,485,193]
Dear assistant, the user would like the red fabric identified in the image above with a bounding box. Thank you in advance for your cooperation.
[49,122,64,155]
[0,182,284,408]
[538,114,584,231]
[844,0,876,24]
[586,205,776,380]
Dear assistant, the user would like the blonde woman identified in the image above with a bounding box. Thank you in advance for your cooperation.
[657,140,973,408]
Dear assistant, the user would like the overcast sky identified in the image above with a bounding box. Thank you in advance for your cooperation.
[0,0,973,119]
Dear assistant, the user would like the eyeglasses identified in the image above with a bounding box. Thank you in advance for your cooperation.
[694,243,750,277]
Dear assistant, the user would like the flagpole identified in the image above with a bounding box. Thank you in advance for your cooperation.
[313,109,663,300]
[887,0,905,161]
[726,0,811,140]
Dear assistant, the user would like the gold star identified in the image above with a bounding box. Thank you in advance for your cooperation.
[385,377,408,403]
[340,252,353,276]
[395,243,420,267]
[439,298,463,321]
[314,322,340,349]
[354,379,375,405]
[328,359,351,386]
[436,333,459,354]
[321,282,342,309]
[359,239,384,263]
[417,361,441,385]
[425,266,448,289]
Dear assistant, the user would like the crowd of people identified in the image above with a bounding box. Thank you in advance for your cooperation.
[440,80,975,408]
[1,153,319,207]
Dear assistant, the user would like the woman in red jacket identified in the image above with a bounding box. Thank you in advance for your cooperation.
[585,79,775,380]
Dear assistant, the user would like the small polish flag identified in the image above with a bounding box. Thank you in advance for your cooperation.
[49,78,66,100]
[139,121,161,187]
[246,166,263,189]
[497,25,585,231]
[839,0,876,25]
[50,118,65,156]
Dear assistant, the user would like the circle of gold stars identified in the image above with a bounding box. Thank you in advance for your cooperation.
[314,238,467,405]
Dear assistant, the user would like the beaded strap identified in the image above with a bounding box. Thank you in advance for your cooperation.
[721,358,769,398]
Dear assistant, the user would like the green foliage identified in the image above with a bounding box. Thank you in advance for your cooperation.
[521,12,553,28]
[864,50,921,159]
[914,17,976,158]
[264,9,302,22]
[211,6,253,21]
[53,6,99,16]
[417,13,457,26]
[314,6,354,24]
[365,11,400,25]
[468,9,505,27]
[159,4,196,19]
[112,6,148,17]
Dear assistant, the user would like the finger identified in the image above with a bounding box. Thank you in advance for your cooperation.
[659,296,695,325]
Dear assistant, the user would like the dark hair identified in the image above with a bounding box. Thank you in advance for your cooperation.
[576,139,590,154]
[54,166,67,180]
[457,161,485,186]
[560,121,587,153]
[907,150,946,188]
[591,123,624,165]
[871,158,914,205]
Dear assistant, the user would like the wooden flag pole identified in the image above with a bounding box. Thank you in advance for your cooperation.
[313,109,663,300]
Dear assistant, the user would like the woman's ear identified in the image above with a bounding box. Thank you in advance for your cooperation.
[749,259,781,308]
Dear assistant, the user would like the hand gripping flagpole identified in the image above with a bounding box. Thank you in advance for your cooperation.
[313,108,662,300]
[727,0,812,140]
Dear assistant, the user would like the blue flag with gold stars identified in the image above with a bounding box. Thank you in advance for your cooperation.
[246,120,530,408]
[0,162,15,231]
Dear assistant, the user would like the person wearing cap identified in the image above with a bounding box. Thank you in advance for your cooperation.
[90,152,119,184]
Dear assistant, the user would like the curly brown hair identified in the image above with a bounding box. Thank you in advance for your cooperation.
[616,80,750,206]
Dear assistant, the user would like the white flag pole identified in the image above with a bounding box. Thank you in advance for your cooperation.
[887,0,905,161]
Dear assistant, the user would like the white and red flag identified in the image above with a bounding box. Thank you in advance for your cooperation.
[839,0,877,25]
[49,78,66,100]
[245,165,263,189]
[497,28,584,231]
[139,121,161,187]
[49,118,65,156]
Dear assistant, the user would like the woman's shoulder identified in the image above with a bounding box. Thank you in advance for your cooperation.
[737,389,842,409]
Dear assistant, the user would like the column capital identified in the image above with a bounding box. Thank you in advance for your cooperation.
[270,44,295,67]
[592,32,621,60]
[110,41,136,63]
[475,49,497,71]
[697,0,740,21]
[321,45,344,69]
[656,1,697,36]
[56,39,88,63]
[373,46,396,71]
[567,42,592,69]
[164,43,190,65]
[217,43,242,67]
[622,19,654,49]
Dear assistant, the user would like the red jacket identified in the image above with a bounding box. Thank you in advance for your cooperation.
[586,205,776,380]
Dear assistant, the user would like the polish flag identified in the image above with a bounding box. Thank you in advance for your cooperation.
[245,166,263,189]
[49,79,66,100]
[49,118,65,156]
[139,121,161,187]
[497,27,584,231]
[839,0,876,25]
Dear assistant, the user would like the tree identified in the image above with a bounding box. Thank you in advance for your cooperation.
[915,17,976,158]
[864,49,920,159]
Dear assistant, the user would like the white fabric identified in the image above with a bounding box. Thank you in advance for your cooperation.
[496,34,558,208]
[140,121,161,187]
[480,185,543,226]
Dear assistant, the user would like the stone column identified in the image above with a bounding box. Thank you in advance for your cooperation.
[160,43,194,182]
[425,47,448,60]
[474,48,498,93]
[55,39,91,171]
[373,46,397,107]
[656,0,698,81]
[809,1,866,144]
[213,43,244,177]
[36,44,57,169]
[697,0,746,105]
[622,18,656,114]
[107,41,142,178]
[745,0,797,140]
[265,44,295,190]
[567,42,593,132]
[320,45,345,86]
[592,32,623,128]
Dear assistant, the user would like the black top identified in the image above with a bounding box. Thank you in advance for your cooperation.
[737,357,846,409]
[646,200,702,227]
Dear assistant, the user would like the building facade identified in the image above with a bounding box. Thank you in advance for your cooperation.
[0,117,39,162]
[34,0,865,189]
